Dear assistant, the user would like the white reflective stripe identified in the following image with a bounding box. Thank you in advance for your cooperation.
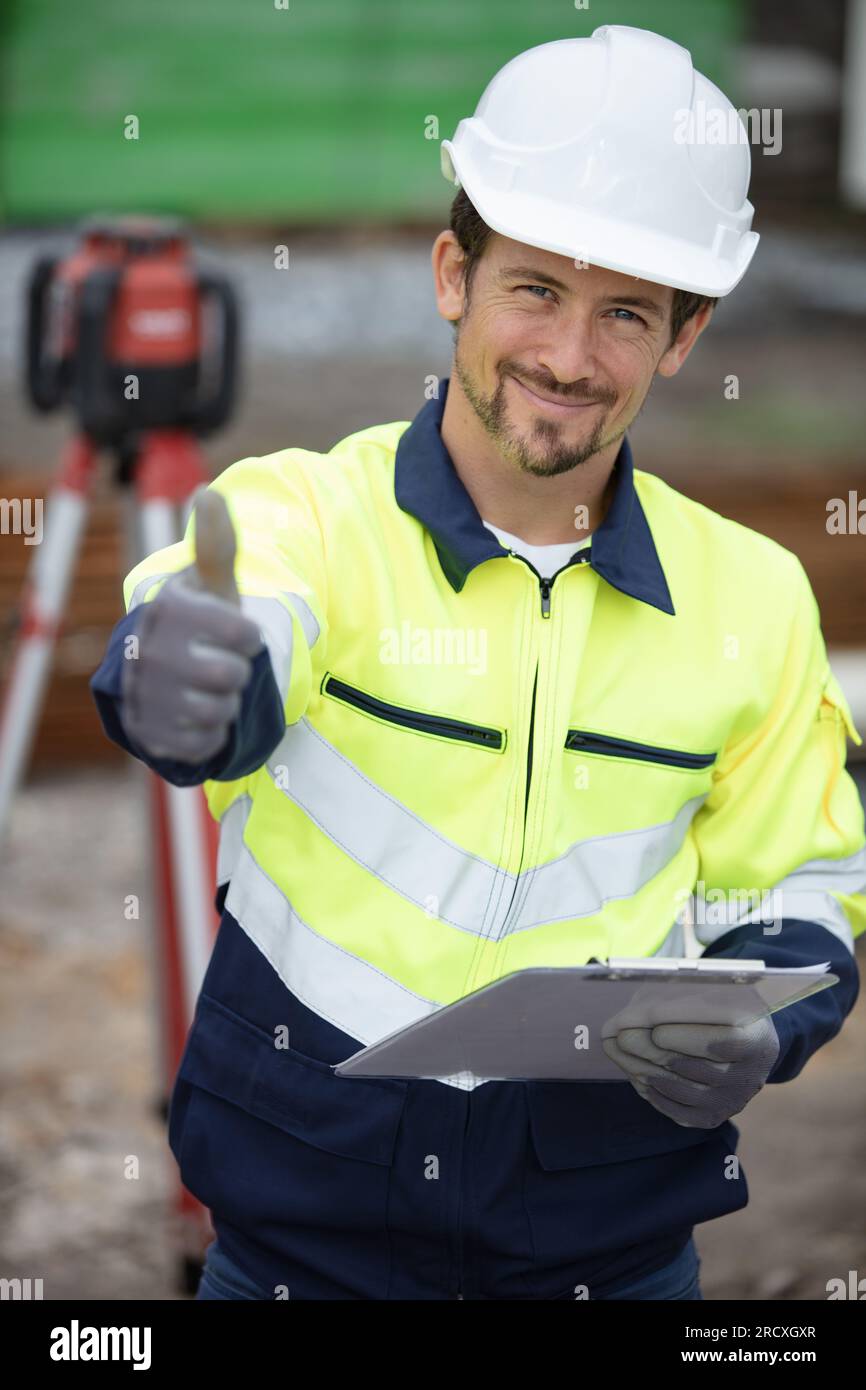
[692,848,866,953]
[510,796,706,934]
[268,720,710,940]
[216,793,252,887]
[284,592,320,649]
[225,838,438,1037]
[128,571,176,610]
[220,836,693,1095]
[219,810,698,1095]
[245,591,320,655]
[694,890,855,954]
[220,836,698,1095]
[224,839,490,1092]
[267,718,513,934]
[770,847,866,898]
[761,891,854,953]
[239,595,297,701]
[651,916,687,958]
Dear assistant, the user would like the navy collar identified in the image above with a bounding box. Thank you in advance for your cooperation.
[394,376,675,615]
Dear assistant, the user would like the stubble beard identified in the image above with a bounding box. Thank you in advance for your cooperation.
[452,334,621,479]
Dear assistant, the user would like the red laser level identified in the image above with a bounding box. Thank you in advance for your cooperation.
[26,214,238,441]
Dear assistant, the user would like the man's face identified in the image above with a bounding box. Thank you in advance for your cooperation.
[440,233,695,478]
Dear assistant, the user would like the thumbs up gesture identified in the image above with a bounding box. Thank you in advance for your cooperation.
[120,488,265,764]
[183,487,243,605]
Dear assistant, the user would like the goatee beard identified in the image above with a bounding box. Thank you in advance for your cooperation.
[452,353,616,477]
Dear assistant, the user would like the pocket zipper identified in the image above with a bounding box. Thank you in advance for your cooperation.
[564,729,716,770]
[321,673,504,750]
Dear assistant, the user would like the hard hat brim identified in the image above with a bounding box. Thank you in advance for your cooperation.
[443,142,759,299]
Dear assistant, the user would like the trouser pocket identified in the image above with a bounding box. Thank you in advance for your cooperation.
[523,1078,736,1298]
[169,994,409,1299]
[197,1241,273,1300]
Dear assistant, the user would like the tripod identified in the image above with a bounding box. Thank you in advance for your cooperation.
[3,215,239,1292]
[0,428,224,1292]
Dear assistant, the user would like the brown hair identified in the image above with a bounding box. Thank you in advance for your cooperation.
[449,186,716,345]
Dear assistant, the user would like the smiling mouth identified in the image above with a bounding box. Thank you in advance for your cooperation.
[509,375,602,414]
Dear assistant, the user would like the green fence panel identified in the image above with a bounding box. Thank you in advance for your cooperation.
[0,0,744,221]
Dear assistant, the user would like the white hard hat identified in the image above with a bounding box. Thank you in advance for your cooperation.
[440,25,759,297]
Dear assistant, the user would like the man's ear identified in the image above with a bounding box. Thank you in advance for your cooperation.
[432,230,467,323]
[656,302,714,379]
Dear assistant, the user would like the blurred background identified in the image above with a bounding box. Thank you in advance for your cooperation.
[0,0,864,1300]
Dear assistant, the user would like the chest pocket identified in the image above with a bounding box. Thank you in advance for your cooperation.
[321,671,506,751]
[564,728,718,770]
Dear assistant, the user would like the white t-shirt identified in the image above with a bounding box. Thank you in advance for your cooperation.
[482,520,592,580]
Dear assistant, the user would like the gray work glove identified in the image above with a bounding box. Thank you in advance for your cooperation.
[601,1016,781,1129]
[120,489,264,764]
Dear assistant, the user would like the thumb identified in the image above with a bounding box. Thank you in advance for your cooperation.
[191,488,240,605]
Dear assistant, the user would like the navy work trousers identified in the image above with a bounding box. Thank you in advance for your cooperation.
[195,1233,703,1300]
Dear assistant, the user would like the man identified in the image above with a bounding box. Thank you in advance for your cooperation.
[91,26,866,1300]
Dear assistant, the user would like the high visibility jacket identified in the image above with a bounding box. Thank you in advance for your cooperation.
[91,378,866,1298]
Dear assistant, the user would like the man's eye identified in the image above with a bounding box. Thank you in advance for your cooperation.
[609,308,645,324]
[519,284,554,300]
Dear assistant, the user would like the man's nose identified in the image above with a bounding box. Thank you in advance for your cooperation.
[534,317,601,391]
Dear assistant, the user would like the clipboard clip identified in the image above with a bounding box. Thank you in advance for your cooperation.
[605,956,767,971]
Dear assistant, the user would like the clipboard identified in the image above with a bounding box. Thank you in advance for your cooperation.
[334,958,838,1083]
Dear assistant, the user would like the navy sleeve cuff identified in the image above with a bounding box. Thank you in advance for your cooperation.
[89,607,286,786]
[700,918,860,1083]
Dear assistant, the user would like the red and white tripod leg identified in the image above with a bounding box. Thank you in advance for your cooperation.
[0,436,98,847]
[135,433,221,1281]
[136,465,220,1030]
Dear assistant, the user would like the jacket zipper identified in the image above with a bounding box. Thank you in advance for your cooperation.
[539,575,552,618]
[497,550,591,928]
[508,545,590,620]
[321,673,504,749]
[523,669,538,817]
[565,729,717,769]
